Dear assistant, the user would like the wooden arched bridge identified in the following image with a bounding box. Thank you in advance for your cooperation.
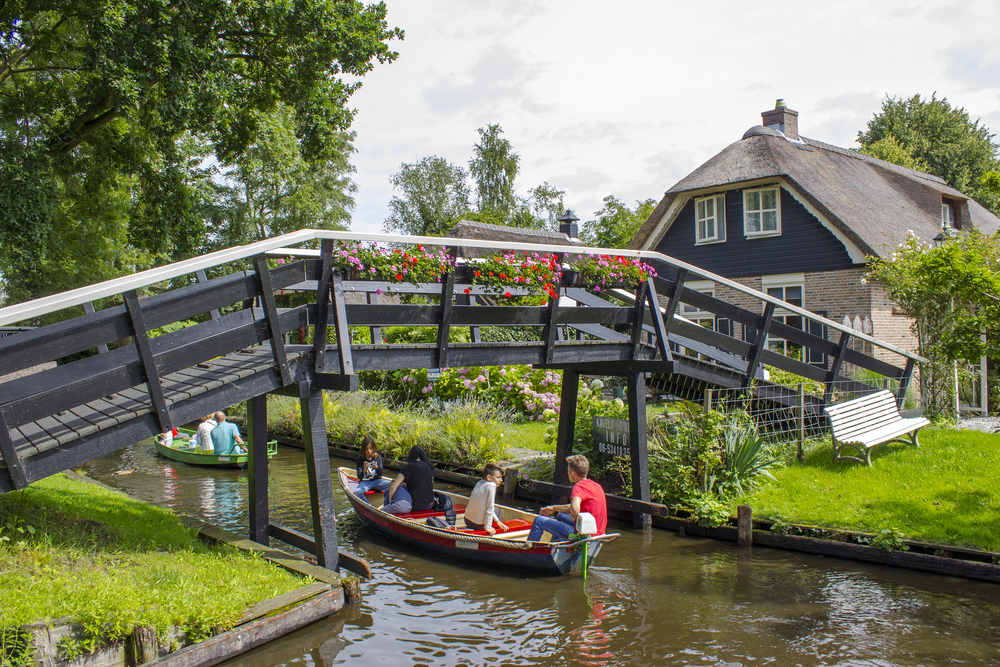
[0,231,921,570]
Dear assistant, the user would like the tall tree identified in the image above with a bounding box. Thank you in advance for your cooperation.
[469,124,520,224]
[0,0,401,305]
[581,196,658,248]
[210,106,357,249]
[383,156,470,236]
[857,94,1000,212]
[526,182,566,231]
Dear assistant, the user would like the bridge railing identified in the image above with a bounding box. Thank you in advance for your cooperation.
[0,229,923,417]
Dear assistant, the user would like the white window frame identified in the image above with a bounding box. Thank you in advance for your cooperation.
[941,201,954,228]
[744,186,781,237]
[761,274,803,358]
[694,194,726,244]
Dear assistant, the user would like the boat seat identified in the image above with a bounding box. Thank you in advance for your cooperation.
[457,518,533,536]
[396,505,467,520]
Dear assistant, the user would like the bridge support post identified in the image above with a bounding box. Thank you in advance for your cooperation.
[247,393,269,546]
[554,370,580,488]
[627,372,651,529]
[300,382,339,570]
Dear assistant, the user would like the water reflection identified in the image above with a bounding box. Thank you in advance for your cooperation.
[80,442,1000,667]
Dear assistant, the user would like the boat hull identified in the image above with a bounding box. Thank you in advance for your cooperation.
[337,468,610,576]
[155,428,277,469]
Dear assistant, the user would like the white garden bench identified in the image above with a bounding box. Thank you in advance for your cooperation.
[823,390,929,466]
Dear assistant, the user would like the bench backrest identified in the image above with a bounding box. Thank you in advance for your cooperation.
[824,390,902,440]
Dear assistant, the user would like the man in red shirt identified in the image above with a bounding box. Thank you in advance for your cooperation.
[527,454,607,542]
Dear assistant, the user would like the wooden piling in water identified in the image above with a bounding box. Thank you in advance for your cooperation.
[737,505,753,547]
[341,577,363,604]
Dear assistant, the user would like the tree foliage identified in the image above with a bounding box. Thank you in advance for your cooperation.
[210,106,357,250]
[385,124,565,233]
[857,94,1000,212]
[866,229,1000,415]
[581,196,657,248]
[0,0,401,305]
[383,156,470,236]
[469,123,520,223]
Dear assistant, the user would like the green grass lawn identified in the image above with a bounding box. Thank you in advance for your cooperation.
[505,420,552,451]
[738,428,1000,552]
[1,474,309,661]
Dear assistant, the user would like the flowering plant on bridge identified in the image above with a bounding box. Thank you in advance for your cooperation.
[574,254,658,292]
[333,242,456,287]
[469,251,562,302]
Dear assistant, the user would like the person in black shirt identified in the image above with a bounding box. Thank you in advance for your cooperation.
[354,436,391,501]
[384,445,435,514]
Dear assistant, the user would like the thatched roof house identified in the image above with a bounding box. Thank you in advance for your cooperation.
[630,101,1000,365]
[632,117,999,258]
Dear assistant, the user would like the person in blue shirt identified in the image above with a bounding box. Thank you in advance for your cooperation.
[210,412,245,456]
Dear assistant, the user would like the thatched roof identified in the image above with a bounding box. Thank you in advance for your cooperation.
[631,126,1000,257]
[446,220,581,258]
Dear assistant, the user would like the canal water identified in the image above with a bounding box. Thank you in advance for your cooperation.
[80,443,1000,666]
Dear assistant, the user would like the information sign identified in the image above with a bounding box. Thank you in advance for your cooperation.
[592,416,630,461]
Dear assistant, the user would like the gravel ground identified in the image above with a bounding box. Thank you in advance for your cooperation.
[954,416,1000,433]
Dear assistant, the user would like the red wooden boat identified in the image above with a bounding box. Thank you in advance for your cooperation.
[336,467,618,576]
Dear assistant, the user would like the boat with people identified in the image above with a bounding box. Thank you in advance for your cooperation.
[155,428,278,469]
[336,466,619,576]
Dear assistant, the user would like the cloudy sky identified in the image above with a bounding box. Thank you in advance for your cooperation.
[344,0,1000,234]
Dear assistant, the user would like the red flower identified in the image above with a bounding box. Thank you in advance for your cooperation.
[489,271,494,276]
[474,271,481,277]
[395,273,403,281]
[504,291,512,298]
[464,287,472,295]
[499,273,507,279]
[418,245,425,251]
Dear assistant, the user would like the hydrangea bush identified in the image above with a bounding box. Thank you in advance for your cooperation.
[389,364,563,421]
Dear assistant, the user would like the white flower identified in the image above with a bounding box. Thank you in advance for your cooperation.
[860,278,867,285]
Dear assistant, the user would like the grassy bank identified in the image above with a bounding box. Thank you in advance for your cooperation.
[737,428,1000,551]
[0,475,309,665]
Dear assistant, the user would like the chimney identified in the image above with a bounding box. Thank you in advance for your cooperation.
[761,99,799,141]
[557,209,579,239]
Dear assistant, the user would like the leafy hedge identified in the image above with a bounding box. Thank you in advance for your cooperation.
[258,393,512,467]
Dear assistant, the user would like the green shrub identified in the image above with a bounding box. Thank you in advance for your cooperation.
[680,490,731,528]
[647,401,779,507]
[323,393,510,467]
[268,395,303,438]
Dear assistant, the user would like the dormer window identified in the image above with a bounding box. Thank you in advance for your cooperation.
[941,199,956,229]
[695,194,726,244]
[744,186,781,237]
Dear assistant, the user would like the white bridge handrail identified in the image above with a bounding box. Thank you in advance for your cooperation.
[0,229,923,362]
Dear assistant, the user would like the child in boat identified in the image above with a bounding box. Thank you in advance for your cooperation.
[196,414,217,452]
[463,463,509,535]
[354,436,391,500]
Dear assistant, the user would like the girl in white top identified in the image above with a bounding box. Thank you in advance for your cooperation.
[463,463,509,535]
[195,415,217,452]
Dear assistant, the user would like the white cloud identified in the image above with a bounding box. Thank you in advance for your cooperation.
[343,0,1000,233]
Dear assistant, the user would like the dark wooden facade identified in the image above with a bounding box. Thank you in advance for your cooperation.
[652,185,858,279]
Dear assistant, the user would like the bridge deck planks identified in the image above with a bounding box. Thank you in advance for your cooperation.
[4,349,300,473]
